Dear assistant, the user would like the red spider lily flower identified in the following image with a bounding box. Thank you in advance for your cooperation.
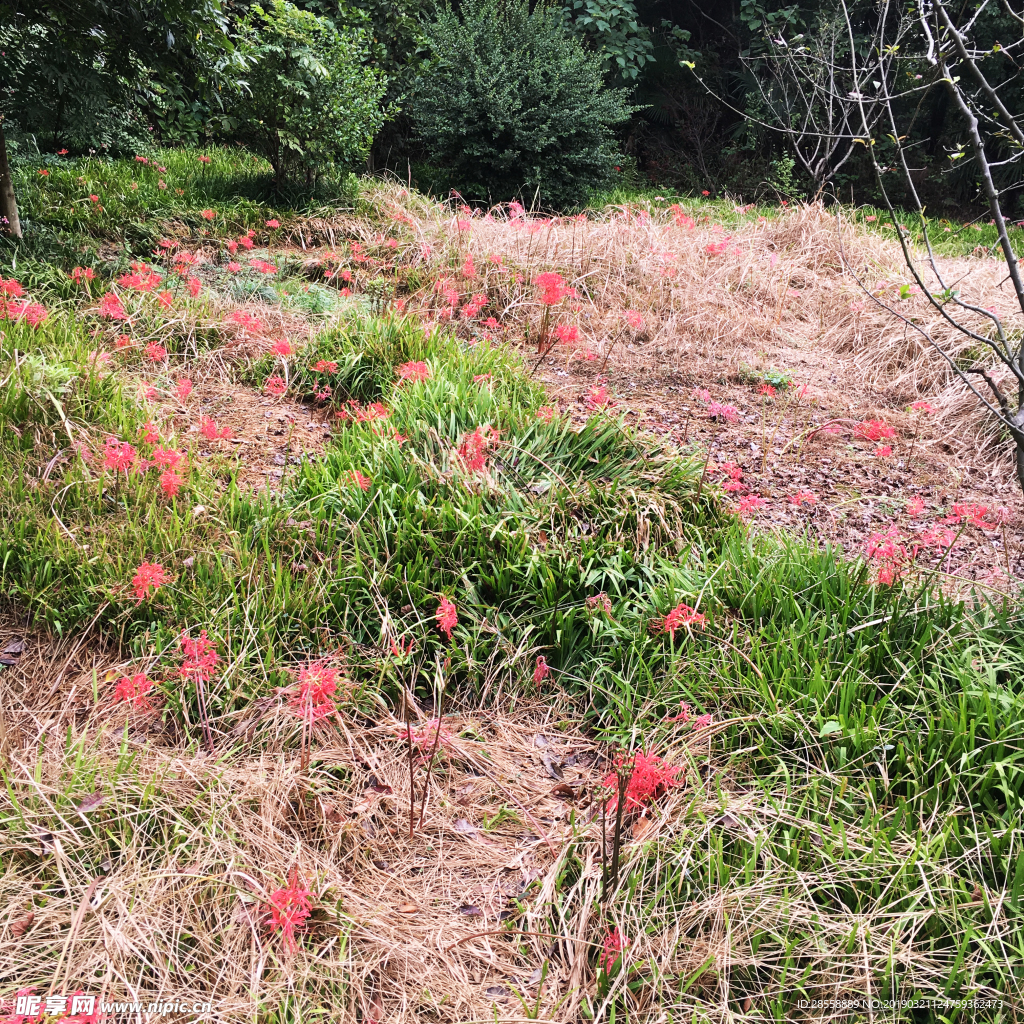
[457,425,498,471]
[226,261,241,273]
[721,481,747,493]
[351,470,372,491]
[436,596,457,640]
[536,406,557,422]
[287,659,341,722]
[396,360,431,383]
[553,323,578,345]
[131,561,167,602]
[187,276,201,298]
[533,656,550,685]
[226,240,239,254]
[391,430,408,445]
[586,592,613,615]
[866,524,907,561]
[691,387,711,403]
[736,495,766,517]
[238,235,254,250]
[919,527,958,550]
[389,637,416,658]
[340,269,353,282]
[942,503,997,529]
[198,155,211,164]
[178,630,220,684]
[88,193,100,203]
[788,490,817,507]
[461,255,475,278]
[138,421,160,444]
[396,717,456,756]
[874,445,893,458]
[152,446,185,469]
[910,400,935,413]
[473,374,492,384]
[586,383,613,411]
[227,310,265,331]
[115,334,132,349]
[271,339,294,357]
[906,496,925,516]
[314,385,331,402]
[57,148,69,155]
[670,205,695,229]
[603,751,682,814]
[534,271,574,305]
[483,316,500,329]
[157,291,173,308]
[144,342,167,363]
[264,375,287,397]
[705,238,731,256]
[175,377,194,402]
[658,602,706,637]
[706,401,738,423]
[855,419,896,442]
[266,869,314,954]
[0,277,24,297]
[113,672,156,710]
[266,218,280,228]
[38,168,49,177]
[199,417,219,440]
[200,210,216,220]
[664,700,691,723]
[250,259,277,275]
[102,438,137,472]
[314,360,338,374]
[692,713,713,730]
[758,383,777,397]
[598,928,628,972]
[624,310,644,330]
[1,300,49,327]
[71,266,97,283]
[159,469,184,497]
[134,155,148,163]
[98,292,128,320]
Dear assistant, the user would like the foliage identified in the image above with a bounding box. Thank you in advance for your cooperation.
[413,0,634,208]
[563,0,654,82]
[230,1,389,187]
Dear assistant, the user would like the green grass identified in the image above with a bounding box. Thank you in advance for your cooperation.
[2,149,1023,1020]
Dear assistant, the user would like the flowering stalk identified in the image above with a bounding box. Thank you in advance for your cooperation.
[417,663,450,829]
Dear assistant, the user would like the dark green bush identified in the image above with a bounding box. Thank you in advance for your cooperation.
[412,0,634,209]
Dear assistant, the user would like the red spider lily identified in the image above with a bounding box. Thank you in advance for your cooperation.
[906,496,925,516]
[482,316,500,329]
[266,218,280,228]
[113,672,156,710]
[706,401,738,423]
[144,342,167,363]
[691,387,711,403]
[533,656,550,685]
[874,445,893,458]
[587,383,614,410]
[264,376,287,397]
[1,300,49,327]
[855,420,896,442]
[389,637,415,658]
[692,713,713,730]
[942,503,997,529]
[397,360,431,383]
[101,438,137,472]
[227,310,265,331]
[201,209,216,221]
[175,378,194,402]
[534,271,574,305]
[226,261,241,273]
[397,717,456,756]
[350,470,372,491]
[138,421,160,444]
[178,631,220,684]
[238,235,254,250]
[736,495,766,517]
[788,490,817,507]
[910,400,935,413]
[603,751,682,814]
[553,323,578,344]
[150,445,185,470]
[313,386,331,402]
[461,254,475,278]
[586,592,613,614]
[287,659,341,722]
[198,155,211,164]
[436,597,457,640]
[115,334,132,349]
[226,240,239,254]
[250,259,277,275]
[536,405,557,422]
[71,266,96,283]
[705,237,731,256]
[624,310,644,330]
[598,927,628,972]
[473,374,492,385]
[314,360,338,374]
[658,602,706,637]
[457,425,498,471]
[131,561,167,602]
[157,291,173,308]
[918,527,958,551]
[271,340,294,357]
[669,204,695,229]
[0,277,24,298]
[159,469,184,497]
[664,700,692,723]
[758,383,777,397]
[98,292,128,320]
[266,869,314,954]
[187,276,201,297]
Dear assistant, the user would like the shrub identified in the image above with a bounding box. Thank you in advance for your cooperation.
[412,0,633,209]
[231,1,389,187]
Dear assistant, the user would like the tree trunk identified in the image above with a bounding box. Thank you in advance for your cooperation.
[0,120,22,239]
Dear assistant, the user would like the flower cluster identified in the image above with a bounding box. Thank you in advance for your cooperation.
[603,751,682,814]
[178,631,220,685]
[287,660,342,722]
[657,602,707,637]
[113,672,156,711]
[131,561,167,602]
[457,425,498,472]
[266,870,314,954]
[0,276,48,328]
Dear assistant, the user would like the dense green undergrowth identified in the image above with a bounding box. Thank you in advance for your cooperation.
[2,151,1024,1018]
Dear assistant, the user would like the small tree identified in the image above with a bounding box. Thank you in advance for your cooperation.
[732,0,1024,495]
[413,0,634,208]
[232,1,389,188]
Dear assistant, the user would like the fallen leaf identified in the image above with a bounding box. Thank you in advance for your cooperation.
[454,818,479,834]
[2,638,26,654]
[526,967,544,986]
[541,751,564,781]
[550,783,574,800]
[76,790,104,813]
[11,913,34,937]
[458,904,484,916]
[367,783,394,795]
[372,859,389,871]
[396,902,419,915]
[485,986,509,999]
[533,734,549,748]
[716,813,739,828]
